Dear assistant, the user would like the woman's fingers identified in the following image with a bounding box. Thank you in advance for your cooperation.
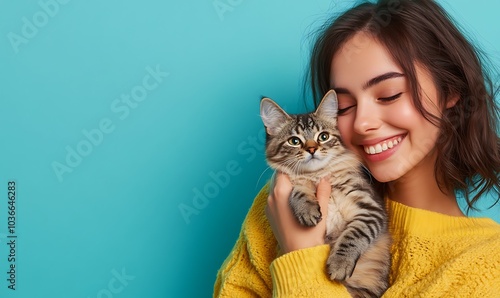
[266,174,330,254]
[316,178,331,219]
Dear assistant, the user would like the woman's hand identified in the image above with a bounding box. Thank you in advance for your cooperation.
[265,173,331,254]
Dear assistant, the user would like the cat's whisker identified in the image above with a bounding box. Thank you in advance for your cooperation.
[284,159,302,176]
[255,166,273,189]
[360,164,377,184]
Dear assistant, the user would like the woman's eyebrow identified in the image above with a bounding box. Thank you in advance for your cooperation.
[331,72,405,94]
[363,72,404,90]
[333,87,350,94]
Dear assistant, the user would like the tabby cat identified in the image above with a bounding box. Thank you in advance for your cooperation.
[260,90,391,298]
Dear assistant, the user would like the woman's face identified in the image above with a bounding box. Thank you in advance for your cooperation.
[329,32,443,183]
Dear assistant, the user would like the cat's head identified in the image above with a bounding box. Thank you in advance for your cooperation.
[260,90,347,175]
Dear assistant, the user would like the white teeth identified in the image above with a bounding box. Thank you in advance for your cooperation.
[364,137,403,155]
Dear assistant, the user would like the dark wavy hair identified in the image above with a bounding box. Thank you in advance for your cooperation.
[305,0,499,210]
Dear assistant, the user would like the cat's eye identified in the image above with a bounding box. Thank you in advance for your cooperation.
[288,137,302,146]
[318,132,330,143]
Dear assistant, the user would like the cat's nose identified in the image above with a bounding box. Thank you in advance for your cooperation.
[305,140,318,154]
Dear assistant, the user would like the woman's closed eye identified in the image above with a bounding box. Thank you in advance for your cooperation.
[338,105,355,115]
[337,92,403,115]
[378,92,403,102]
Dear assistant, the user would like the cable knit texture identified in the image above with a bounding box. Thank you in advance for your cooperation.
[214,185,500,297]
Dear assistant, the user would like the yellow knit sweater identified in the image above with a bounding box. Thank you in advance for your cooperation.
[214,185,500,297]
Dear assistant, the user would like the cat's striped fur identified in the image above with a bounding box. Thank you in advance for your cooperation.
[260,90,391,298]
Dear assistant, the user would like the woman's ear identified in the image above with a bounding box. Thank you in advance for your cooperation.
[446,94,459,109]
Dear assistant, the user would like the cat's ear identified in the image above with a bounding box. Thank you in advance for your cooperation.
[260,97,290,135]
[314,89,338,119]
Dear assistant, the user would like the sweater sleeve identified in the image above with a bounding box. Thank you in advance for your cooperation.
[214,184,350,298]
[270,245,351,297]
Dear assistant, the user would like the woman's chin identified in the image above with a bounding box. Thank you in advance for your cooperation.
[369,168,404,183]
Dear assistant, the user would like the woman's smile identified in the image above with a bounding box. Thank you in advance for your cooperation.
[360,134,406,162]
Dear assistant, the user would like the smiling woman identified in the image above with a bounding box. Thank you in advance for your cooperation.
[214,0,500,297]
[331,36,448,188]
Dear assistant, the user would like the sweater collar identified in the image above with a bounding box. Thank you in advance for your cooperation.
[386,198,499,236]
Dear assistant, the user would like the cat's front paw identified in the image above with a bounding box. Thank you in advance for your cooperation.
[326,253,357,281]
[290,190,322,227]
[295,204,322,227]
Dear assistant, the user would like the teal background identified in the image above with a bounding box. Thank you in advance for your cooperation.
[0,1,498,297]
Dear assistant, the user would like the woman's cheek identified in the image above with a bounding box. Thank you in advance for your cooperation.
[337,116,356,151]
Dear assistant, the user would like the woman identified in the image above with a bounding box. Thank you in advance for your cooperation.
[214,0,500,296]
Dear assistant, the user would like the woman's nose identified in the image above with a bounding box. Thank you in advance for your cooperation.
[352,100,381,134]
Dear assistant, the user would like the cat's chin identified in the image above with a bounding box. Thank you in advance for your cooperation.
[298,159,329,173]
